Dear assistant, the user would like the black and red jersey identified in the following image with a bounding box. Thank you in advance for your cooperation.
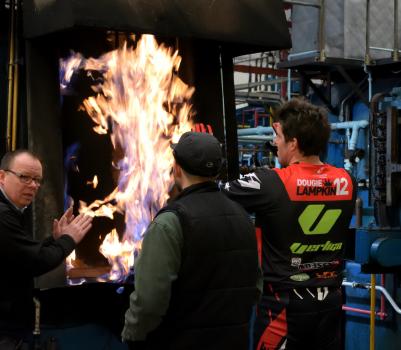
[222,163,356,290]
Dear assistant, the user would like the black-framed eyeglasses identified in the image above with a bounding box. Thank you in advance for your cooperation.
[4,169,43,186]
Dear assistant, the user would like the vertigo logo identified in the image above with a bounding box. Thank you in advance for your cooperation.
[290,241,343,255]
[298,204,342,235]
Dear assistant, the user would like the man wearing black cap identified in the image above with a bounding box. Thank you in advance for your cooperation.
[122,132,259,350]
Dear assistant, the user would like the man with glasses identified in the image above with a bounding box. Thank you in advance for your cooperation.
[0,149,93,349]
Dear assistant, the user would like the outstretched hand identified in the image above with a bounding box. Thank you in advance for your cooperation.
[53,207,75,239]
[61,214,93,244]
[53,207,93,244]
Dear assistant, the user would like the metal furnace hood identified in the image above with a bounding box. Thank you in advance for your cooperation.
[23,0,291,50]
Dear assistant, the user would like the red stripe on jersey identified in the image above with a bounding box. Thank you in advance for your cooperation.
[256,227,262,266]
[257,308,287,350]
[274,164,353,201]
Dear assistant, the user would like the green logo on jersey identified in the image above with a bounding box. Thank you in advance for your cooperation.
[298,204,342,235]
[290,273,310,282]
[290,241,343,255]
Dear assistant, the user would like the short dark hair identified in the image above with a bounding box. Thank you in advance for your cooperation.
[0,149,41,170]
[275,98,331,156]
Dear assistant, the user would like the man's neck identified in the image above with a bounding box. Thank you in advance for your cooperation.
[181,178,210,190]
[289,154,323,165]
[0,187,25,212]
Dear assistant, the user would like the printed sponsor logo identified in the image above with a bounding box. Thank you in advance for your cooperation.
[315,271,338,279]
[297,179,323,187]
[289,273,310,282]
[290,241,343,255]
[296,177,349,197]
[291,257,302,267]
[296,260,340,271]
[297,186,337,196]
[237,173,261,190]
[298,204,342,235]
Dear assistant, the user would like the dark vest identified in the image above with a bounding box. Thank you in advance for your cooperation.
[146,181,259,350]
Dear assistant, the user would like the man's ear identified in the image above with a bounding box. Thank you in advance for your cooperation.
[0,170,5,186]
[291,137,299,152]
[173,162,182,178]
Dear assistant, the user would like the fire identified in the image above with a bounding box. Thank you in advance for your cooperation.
[86,175,98,188]
[98,229,136,281]
[66,249,76,271]
[61,35,194,281]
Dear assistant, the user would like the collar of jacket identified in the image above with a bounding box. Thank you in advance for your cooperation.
[174,181,218,201]
[0,188,26,214]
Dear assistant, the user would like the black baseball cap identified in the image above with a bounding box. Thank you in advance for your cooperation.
[171,132,223,177]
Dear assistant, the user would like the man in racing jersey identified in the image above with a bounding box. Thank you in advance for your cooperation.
[222,98,356,350]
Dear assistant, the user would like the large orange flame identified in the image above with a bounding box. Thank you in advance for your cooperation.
[61,35,194,281]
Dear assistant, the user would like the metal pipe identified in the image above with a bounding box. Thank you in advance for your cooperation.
[238,135,274,142]
[318,0,326,61]
[239,121,368,150]
[355,197,363,228]
[32,297,41,348]
[11,0,19,150]
[6,0,16,151]
[369,46,401,53]
[218,47,229,180]
[237,97,284,105]
[370,274,376,350]
[343,281,401,315]
[235,77,298,90]
[342,305,386,318]
[283,0,321,8]
[287,50,319,61]
[338,76,368,121]
[237,126,274,136]
[375,285,401,314]
[365,0,371,65]
[393,0,399,61]
[380,274,386,321]
[343,306,371,315]
[287,69,292,100]
[235,91,283,101]
[349,123,366,151]
[331,121,369,151]
[366,67,372,102]
[12,63,18,150]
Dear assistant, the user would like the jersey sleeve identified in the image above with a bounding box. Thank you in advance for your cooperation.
[220,168,278,213]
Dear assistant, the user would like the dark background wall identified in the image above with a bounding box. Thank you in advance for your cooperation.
[0,4,9,156]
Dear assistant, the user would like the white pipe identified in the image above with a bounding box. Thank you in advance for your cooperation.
[330,120,369,130]
[368,71,372,102]
[237,126,274,136]
[369,46,401,53]
[364,65,373,102]
[343,281,401,315]
[287,69,292,100]
[239,121,369,151]
[288,50,319,61]
[331,120,369,151]
[238,135,274,142]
